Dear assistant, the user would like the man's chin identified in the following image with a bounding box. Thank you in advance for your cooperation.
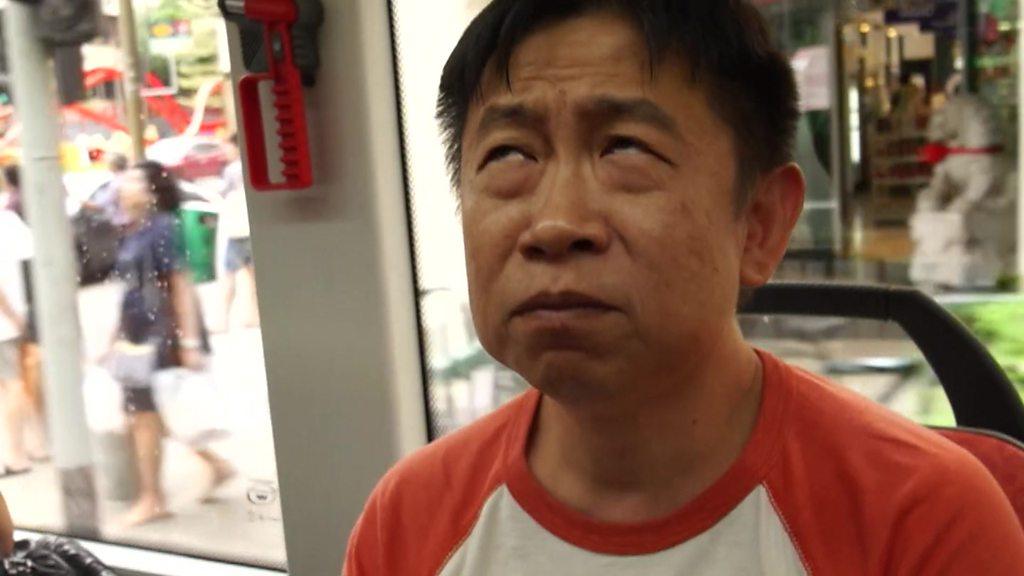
[515,351,623,404]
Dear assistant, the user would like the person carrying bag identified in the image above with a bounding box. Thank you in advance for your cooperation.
[104,162,234,527]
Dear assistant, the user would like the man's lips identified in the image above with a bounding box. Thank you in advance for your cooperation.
[510,291,618,318]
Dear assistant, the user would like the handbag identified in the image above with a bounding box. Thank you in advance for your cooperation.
[107,234,164,387]
[104,339,158,389]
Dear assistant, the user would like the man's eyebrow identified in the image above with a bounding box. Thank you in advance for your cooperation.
[582,97,682,138]
[475,103,545,135]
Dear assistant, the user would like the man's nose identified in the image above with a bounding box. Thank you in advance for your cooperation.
[517,181,611,262]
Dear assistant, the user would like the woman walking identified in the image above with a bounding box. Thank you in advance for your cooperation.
[110,161,234,526]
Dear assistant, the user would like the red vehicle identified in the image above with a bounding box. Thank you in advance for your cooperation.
[145,136,231,181]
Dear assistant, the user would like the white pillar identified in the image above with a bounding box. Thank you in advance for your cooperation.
[225,0,427,572]
[3,1,98,536]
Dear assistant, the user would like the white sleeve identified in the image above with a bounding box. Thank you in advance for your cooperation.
[0,210,33,261]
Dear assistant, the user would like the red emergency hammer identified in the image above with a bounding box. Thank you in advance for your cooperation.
[223,0,313,191]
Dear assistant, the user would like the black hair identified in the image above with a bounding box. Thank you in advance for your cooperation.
[437,0,799,205]
[2,164,20,190]
[109,153,129,173]
[134,160,182,214]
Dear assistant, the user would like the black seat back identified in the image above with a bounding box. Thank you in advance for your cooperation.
[740,283,1024,443]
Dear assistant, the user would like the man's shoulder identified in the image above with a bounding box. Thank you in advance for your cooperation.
[779,358,972,469]
[346,391,534,575]
[767,357,1024,573]
[764,355,1001,511]
[370,389,532,513]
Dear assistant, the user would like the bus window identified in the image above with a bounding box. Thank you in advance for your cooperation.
[0,2,286,571]
[391,0,1023,440]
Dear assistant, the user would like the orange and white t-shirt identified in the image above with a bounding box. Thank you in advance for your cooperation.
[344,351,1024,575]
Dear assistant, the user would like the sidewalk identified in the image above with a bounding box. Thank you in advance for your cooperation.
[0,283,287,570]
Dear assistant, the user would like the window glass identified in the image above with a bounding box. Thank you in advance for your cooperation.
[0,1,285,569]
[394,0,1023,440]
[760,1,840,254]
[392,0,514,438]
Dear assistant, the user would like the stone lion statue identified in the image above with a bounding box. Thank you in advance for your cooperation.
[910,94,1017,289]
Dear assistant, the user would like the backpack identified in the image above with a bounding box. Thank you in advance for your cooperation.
[73,209,119,286]
[2,535,116,575]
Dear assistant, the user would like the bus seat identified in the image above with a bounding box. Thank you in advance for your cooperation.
[934,427,1024,526]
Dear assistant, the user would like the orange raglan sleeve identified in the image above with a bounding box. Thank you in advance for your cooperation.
[887,446,1024,575]
[341,393,530,576]
[343,486,385,576]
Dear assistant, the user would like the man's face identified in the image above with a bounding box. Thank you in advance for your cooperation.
[459,12,754,401]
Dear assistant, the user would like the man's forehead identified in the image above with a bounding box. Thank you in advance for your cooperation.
[470,11,694,114]
[509,13,648,78]
[482,14,646,91]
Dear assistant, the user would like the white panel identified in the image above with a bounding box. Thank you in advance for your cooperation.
[224,1,428,574]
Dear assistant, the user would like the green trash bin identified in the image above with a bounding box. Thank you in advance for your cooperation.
[178,204,219,284]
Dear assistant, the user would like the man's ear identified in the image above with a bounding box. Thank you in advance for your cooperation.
[739,163,805,288]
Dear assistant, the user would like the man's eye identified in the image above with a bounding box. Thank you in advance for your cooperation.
[480,145,530,169]
[602,136,651,157]
[602,136,675,166]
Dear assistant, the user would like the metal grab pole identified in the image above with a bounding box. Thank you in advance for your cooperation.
[3,2,98,538]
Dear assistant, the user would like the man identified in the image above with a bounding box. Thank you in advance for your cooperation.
[0,166,21,217]
[83,152,130,220]
[0,206,39,475]
[345,1,1024,574]
[3,165,48,448]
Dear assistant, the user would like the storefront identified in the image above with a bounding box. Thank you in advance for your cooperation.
[756,0,1022,292]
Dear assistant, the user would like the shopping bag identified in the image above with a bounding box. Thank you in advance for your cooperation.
[151,368,230,447]
[81,365,126,434]
[105,339,158,388]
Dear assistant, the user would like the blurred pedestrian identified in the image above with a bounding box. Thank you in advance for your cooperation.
[0,206,46,475]
[108,161,234,526]
[0,166,50,467]
[83,153,129,221]
[74,153,128,286]
[218,136,258,331]
[0,166,20,216]
[0,489,11,558]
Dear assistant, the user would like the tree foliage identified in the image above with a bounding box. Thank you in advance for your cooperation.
[149,0,219,22]
[949,299,1024,396]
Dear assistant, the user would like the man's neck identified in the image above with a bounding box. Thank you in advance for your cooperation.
[526,332,763,524]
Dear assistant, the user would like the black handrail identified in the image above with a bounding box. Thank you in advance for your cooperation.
[741,283,1024,443]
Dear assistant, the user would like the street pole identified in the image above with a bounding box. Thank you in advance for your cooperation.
[3,2,98,537]
[117,0,145,161]
[1019,0,1024,290]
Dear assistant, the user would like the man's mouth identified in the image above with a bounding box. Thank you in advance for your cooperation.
[511,291,618,318]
